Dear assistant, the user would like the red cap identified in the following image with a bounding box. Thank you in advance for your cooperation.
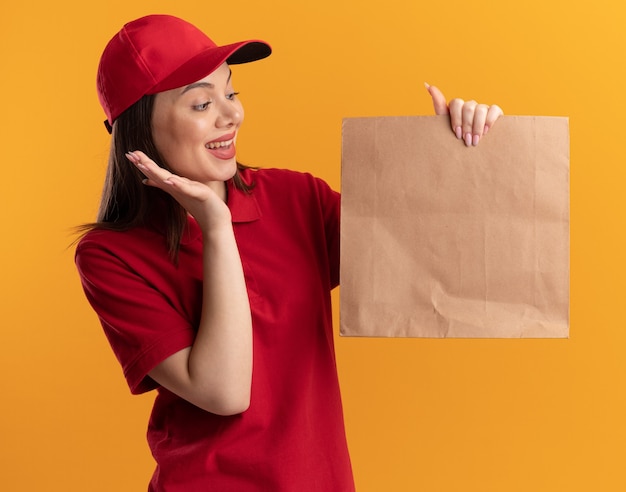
[97,14,271,125]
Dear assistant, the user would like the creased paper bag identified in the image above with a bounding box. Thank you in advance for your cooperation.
[340,115,569,338]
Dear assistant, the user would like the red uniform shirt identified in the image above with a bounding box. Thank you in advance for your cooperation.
[75,168,354,491]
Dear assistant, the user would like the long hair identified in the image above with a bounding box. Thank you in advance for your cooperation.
[79,94,253,262]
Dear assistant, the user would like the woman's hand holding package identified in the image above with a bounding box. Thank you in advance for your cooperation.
[426,83,503,146]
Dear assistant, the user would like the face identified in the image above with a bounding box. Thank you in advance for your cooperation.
[152,63,244,194]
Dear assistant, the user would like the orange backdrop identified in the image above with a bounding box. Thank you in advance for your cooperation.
[1,0,625,490]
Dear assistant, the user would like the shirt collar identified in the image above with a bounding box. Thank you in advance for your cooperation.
[150,178,261,245]
[227,178,262,223]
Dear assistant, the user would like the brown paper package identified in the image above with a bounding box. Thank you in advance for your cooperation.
[340,115,569,338]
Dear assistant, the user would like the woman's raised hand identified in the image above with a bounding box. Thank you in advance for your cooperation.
[125,150,231,232]
[425,83,503,147]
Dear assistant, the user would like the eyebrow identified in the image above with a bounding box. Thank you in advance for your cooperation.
[181,68,233,94]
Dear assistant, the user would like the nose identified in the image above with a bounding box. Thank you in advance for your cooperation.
[215,98,243,129]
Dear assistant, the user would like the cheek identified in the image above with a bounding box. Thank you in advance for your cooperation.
[152,129,178,164]
[152,102,197,159]
[152,117,178,159]
[152,119,195,161]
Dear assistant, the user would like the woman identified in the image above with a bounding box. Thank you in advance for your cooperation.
[76,14,502,491]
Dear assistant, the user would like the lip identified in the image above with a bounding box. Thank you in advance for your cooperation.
[208,131,236,145]
[205,132,237,160]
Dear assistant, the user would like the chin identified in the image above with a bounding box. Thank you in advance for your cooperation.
[209,158,239,183]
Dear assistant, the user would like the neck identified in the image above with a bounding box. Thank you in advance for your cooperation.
[208,180,228,202]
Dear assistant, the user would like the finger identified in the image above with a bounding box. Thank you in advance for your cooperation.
[126,150,158,173]
[484,104,504,134]
[461,100,478,146]
[425,83,449,115]
[448,98,465,140]
[454,101,478,147]
[126,150,220,205]
[126,150,171,181]
[125,150,153,181]
[470,104,489,146]
[126,151,176,187]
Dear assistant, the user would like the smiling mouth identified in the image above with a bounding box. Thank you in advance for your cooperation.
[204,135,237,160]
[205,138,234,150]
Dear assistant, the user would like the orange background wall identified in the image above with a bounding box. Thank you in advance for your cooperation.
[1,0,625,490]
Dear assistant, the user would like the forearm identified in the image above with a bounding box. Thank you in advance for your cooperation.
[188,225,253,413]
[148,223,252,415]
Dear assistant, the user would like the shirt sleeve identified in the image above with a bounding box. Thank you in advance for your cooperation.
[313,177,341,289]
[75,235,196,394]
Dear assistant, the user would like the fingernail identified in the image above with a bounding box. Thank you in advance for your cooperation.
[464,133,472,147]
[455,126,462,139]
[484,124,490,135]
[472,134,480,146]
[128,154,145,169]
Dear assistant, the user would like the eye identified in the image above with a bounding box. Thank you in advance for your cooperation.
[226,92,240,101]
[193,101,211,111]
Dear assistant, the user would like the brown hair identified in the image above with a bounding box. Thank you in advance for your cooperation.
[79,94,253,261]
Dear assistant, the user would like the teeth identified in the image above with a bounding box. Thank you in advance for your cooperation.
[206,139,233,149]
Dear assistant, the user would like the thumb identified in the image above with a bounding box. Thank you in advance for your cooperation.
[425,83,449,115]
